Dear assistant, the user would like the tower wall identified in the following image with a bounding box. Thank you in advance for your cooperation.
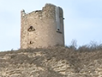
[21,4,64,49]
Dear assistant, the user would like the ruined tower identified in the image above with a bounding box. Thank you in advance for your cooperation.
[21,3,64,49]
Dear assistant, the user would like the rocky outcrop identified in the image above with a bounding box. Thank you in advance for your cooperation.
[0,46,102,77]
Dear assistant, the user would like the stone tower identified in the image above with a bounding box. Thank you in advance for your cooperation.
[21,3,64,49]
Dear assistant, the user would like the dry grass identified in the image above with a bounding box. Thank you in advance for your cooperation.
[0,44,102,72]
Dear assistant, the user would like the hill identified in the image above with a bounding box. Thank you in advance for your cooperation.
[0,46,102,77]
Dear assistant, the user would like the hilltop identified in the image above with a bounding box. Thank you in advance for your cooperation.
[0,46,102,77]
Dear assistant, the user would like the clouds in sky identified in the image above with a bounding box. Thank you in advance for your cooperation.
[0,0,102,51]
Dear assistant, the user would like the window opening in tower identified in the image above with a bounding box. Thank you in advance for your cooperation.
[28,26,35,32]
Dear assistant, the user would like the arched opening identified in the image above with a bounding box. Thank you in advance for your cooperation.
[28,26,35,32]
[30,41,33,44]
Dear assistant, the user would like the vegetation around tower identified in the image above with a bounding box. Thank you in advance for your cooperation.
[0,44,102,77]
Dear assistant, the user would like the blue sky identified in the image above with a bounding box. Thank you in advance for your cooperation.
[0,0,102,51]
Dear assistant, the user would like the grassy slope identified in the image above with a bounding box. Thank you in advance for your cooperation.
[0,46,102,72]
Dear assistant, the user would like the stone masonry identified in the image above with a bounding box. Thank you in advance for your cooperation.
[21,4,65,49]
